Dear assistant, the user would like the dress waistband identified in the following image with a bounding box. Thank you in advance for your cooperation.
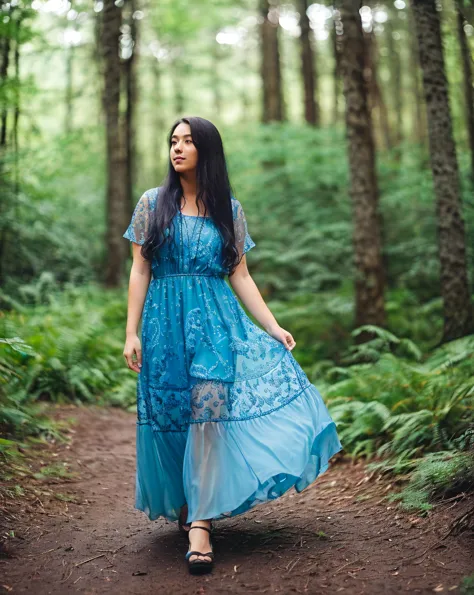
[152,271,226,280]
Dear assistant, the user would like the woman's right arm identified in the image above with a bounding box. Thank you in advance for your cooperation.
[123,242,151,373]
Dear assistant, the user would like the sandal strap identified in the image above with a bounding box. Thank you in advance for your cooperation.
[185,550,214,561]
[188,526,211,534]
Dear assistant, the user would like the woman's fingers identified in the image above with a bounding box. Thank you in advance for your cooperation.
[123,345,141,373]
[284,331,296,350]
[136,346,142,368]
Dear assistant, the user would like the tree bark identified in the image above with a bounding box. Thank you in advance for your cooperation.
[339,0,386,335]
[385,8,403,146]
[259,0,284,122]
[172,57,185,116]
[123,0,139,215]
[331,10,342,126]
[101,0,128,287]
[364,29,392,151]
[0,36,10,147]
[456,0,474,180]
[408,6,426,144]
[152,57,165,180]
[411,0,473,340]
[298,0,319,125]
[12,15,20,195]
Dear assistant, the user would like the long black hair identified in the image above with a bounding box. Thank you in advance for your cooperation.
[141,116,240,275]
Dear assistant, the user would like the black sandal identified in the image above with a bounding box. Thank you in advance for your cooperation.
[185,525,214,575]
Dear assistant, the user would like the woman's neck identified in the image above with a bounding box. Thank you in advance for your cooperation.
[180,174,197,204]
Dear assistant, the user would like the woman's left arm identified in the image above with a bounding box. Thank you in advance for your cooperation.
[229,257,296,351]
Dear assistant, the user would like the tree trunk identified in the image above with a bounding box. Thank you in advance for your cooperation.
[259,0,284,122]
[298,0,319,126]
[408,6,426,144]
[411,0,473,340]
[364,29,392,151]
[172,58,185,116]
[152,57,165,180]
[456,0,474,180]
[0,36,10,147]
[12,16,20,195]
[339,0,386,335]
[101,0,128,288]
[64,44,74,135]
[331,10,342,126]
[123,0,139,215]
[385,8,403,146]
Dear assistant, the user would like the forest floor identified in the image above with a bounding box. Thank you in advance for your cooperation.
[0,406,473,595]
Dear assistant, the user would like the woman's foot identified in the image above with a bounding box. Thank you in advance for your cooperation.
[187,520,212,564]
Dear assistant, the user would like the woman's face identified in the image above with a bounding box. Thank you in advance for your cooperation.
[170,122,198,174]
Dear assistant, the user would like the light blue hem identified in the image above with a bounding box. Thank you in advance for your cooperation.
[134,384,343,523]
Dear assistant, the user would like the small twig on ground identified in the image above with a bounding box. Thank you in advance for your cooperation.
[286,556,300,573]
[334,559,363,575]
[96,545,126,555]
[75,553,105,567]
[412,505,474,565]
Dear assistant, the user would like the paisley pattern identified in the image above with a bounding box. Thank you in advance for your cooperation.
[124,186,313,432]
[123,186,343,523]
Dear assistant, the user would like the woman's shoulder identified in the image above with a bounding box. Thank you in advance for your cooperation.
[230,195,242,218]
[138,186,161,209]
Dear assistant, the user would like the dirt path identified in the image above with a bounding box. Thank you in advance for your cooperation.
[1,406,472,594]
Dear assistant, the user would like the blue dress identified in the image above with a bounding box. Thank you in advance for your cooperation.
[123,186,342,524]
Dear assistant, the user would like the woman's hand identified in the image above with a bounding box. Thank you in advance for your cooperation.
[267,324,296,351]
[123,333,142,373]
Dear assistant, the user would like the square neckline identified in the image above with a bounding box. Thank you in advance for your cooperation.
[178,212,212,219]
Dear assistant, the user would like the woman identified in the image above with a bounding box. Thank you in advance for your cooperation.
[123,116,342,575]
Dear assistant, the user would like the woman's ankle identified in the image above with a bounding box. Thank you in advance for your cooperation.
[190,519,211,528]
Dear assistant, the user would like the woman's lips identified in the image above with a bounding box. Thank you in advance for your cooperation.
[174,157,185,162]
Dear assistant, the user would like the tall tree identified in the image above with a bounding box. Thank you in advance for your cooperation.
[364,29,392,151]
[298,0,319,126]
[0,34,10,147]
[408,6,426,144]
[385,7,403,146]
[259,0,284,122]
[411,0,473,340]
[12,14,20,193]
[101,0,128,287]
[123,0,139,214]
[456,0,474,180]
[63,18,78,136]
[330,10,342,126]
[339,0,386,334]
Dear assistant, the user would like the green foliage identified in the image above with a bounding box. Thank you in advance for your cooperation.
[0,284,135,471]
[387,450,474,512]
[461,574,474,595]
[324,331,474,462]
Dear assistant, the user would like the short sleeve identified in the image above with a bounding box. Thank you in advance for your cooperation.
[123,191,154,245]
[232,197,256,260]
